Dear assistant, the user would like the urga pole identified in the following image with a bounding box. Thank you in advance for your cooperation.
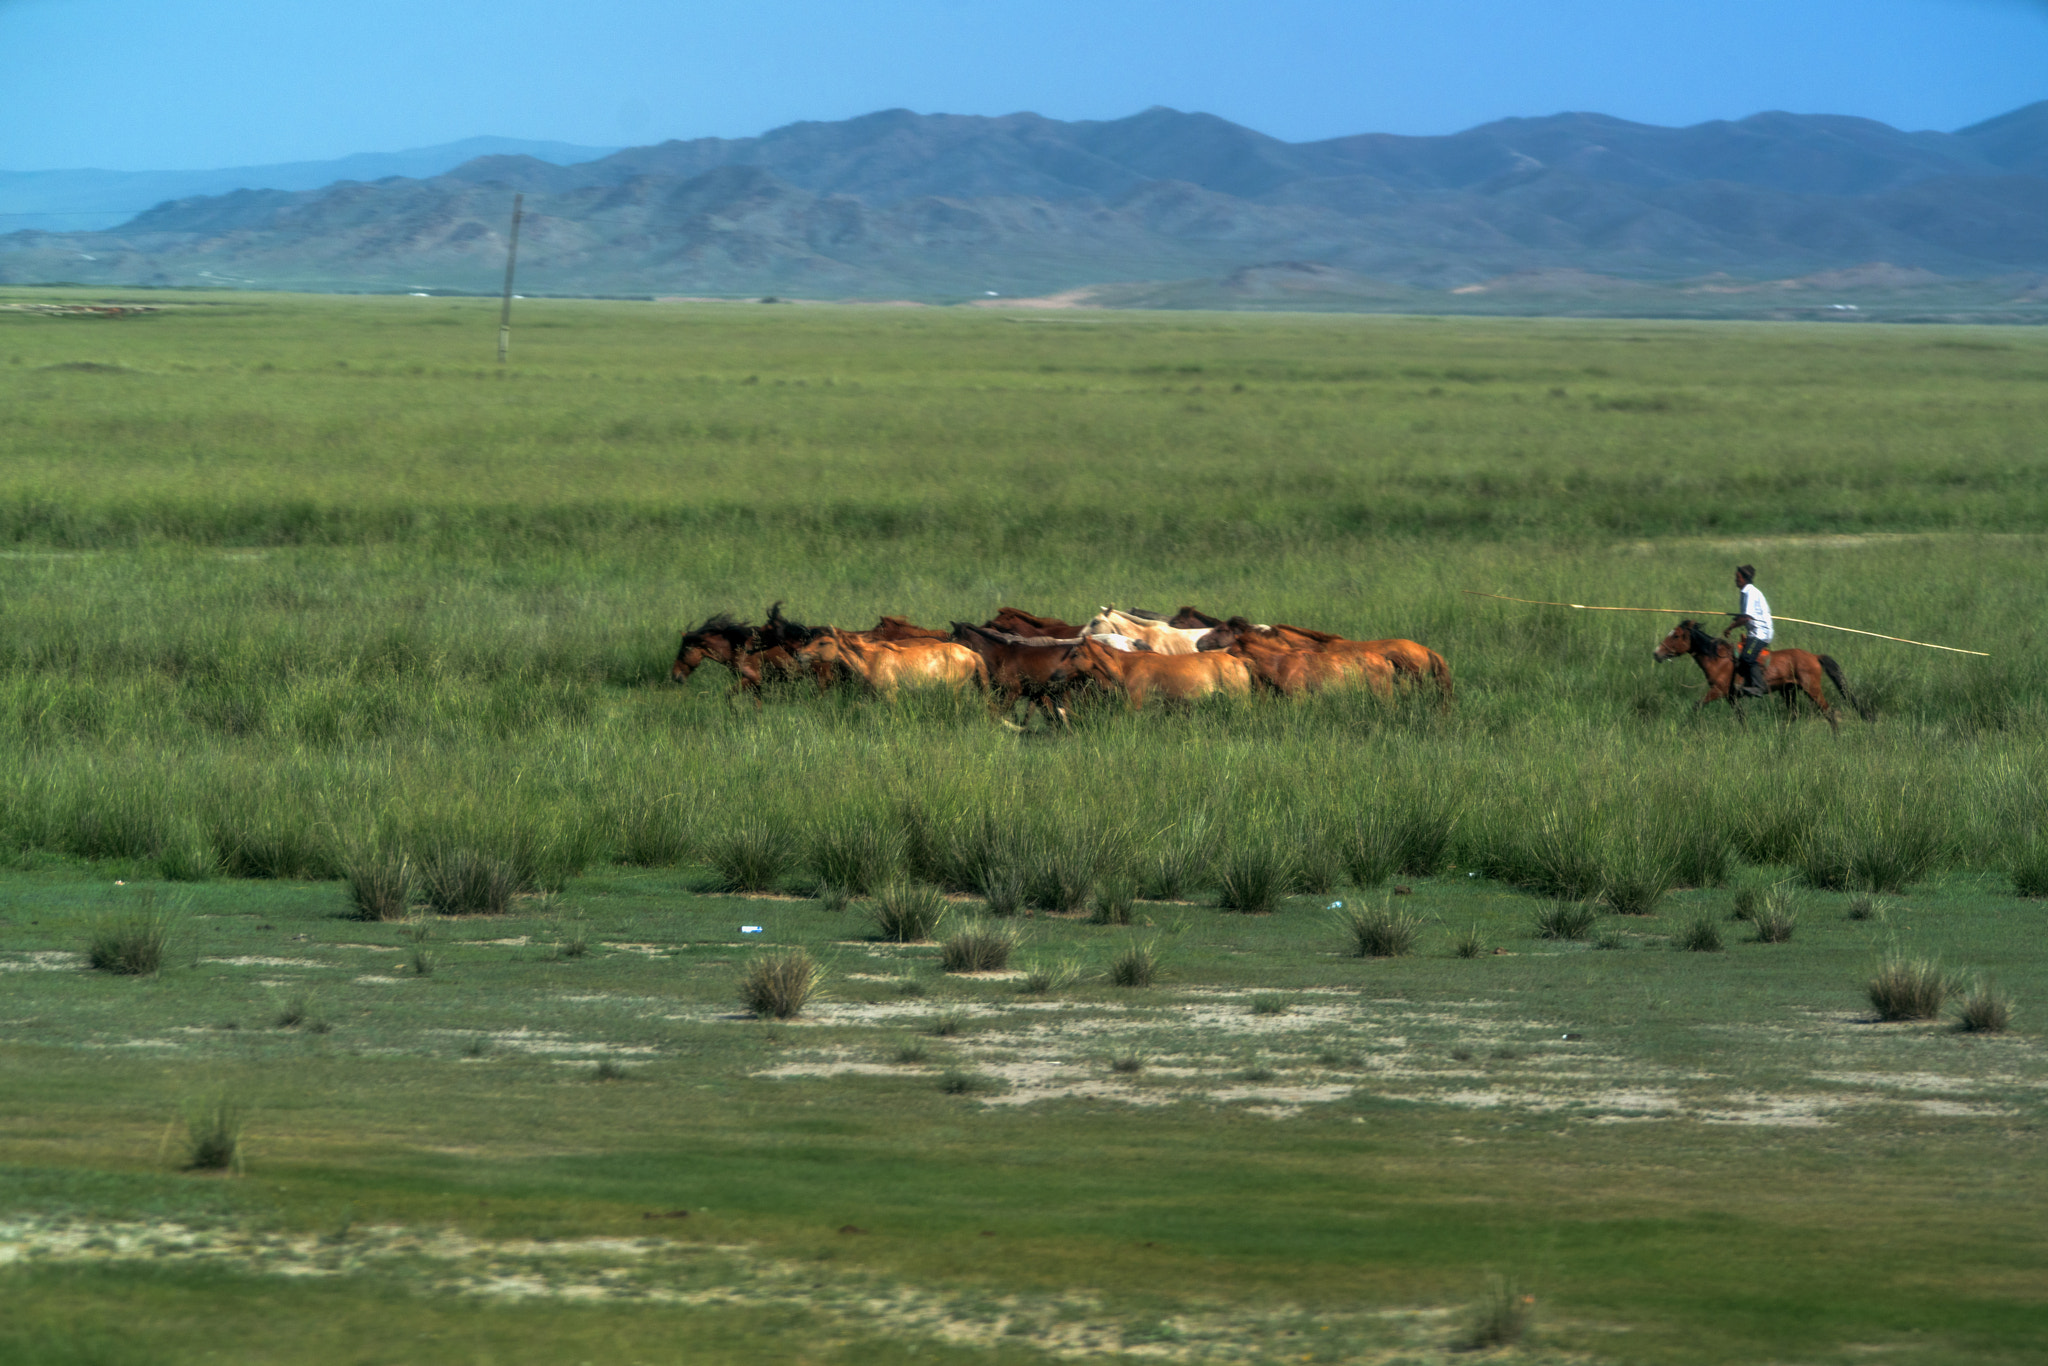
[497,193,524,363]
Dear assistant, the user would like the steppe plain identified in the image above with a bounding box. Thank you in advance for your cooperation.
[1,291,2045,1364]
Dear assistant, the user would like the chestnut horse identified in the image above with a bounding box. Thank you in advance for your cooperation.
[1071,636,1251,708]
[1202,618,1452,705]
[1653,620,1870,731]
[797,629,989,695]
[1228,632,1393,698]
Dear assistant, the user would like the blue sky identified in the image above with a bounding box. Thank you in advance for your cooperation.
[4,0,2045,170]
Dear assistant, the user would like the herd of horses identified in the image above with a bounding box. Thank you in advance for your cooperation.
[670,601,1870,728]
[671,602,1453,723]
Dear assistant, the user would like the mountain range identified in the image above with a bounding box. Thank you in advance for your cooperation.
[3,104,2046,308]
[0,137,622,233]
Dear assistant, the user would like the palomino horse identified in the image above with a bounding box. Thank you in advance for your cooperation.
[1084,606,1215,655]
[1653,620,1870,731]
[798,629,989,695]
[1071,636,1251,708]
[1228,631,1394,698]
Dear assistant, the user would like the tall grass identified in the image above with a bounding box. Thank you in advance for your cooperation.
[738,948,825,1020]
[86,900,174,975]
[1868,956,1951,1021]
[0,302,2038,902]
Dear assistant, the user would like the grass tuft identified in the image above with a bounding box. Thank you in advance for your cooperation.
[1463,1275,1536,1350]
[1451,923,1485,958]
[1089,880,1136,925]
[1846,894,1888,922]
[1341,900,1421,957]
[1018,957,1081,994]
[1107,940,1160,987]
[1532,900,1596,942]
[1750,887,1797,943]
[806,814,901,897]
[1249,993,1290,1016]
[703,821,796,894]
[1215,844,1291,915]
[869,882,948,942]
[1868,955,1949,1021]
[938,1069,1000,1095]
[940,920,1017,973]
[421,847,517,915]
[2010,834,2048,898]
[738,948,825,1020]
[1954,981,2013,1033]
[86,905,173,976]
[593,1059,627,1082]
[272,993,312,1029]
[180,1094,245,1173]
[342,851,414,921]
[1109,1053,1145,1074]
[926,1011,966,1037]
[1677,914,1723,952]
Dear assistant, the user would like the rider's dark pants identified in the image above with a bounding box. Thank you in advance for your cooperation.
[1737,636,1767,694]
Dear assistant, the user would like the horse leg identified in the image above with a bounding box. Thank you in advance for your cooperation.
[1803,666,1838,733]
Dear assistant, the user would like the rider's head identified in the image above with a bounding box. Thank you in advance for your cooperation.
[1734,564,1755,588]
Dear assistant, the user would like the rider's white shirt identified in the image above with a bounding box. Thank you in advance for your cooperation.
[1740,583,1774,643]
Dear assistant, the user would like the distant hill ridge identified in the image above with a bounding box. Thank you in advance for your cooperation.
[4,103,2047,303]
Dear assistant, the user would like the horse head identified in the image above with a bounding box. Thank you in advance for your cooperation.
[673,612,751,682]
[1652,621,1695,663]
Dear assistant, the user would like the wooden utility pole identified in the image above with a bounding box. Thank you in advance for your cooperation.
[496,193,524,363]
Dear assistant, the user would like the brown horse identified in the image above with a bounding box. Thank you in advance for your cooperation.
[1228,632,1394,698]
[1071,636,1252,709]
[985,606,1082,639]
[1653,620,1870,731]
[1205,618,1452,705]
[797,629,989,695]
[858,615,951,643]
[950,622,1090,726]
[672,613,769,692]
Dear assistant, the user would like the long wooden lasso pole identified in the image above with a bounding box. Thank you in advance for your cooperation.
[1461,591,1990,656]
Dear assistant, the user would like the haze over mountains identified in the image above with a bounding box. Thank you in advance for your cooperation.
[4,104,2046,309]
[0,137,622,234]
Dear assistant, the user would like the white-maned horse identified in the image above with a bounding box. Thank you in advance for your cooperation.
[1084,606,1213,655]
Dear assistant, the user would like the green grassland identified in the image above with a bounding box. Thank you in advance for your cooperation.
[2,291,2047,1362]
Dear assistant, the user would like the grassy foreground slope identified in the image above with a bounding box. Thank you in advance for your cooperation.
[1,292,2046,1363]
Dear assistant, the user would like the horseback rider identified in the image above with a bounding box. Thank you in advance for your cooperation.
[1724,564,1773,697]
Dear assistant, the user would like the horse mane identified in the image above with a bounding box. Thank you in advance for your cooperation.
[763,600,823,645]
[1117,606,1167,622]
[1224,616,1271,636]
[1683,620,1730,658]
[1173,606,1225,627]
[1276,622,1343,643]
[691,611,750,636]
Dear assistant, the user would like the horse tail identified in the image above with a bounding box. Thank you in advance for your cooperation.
[1426,649,1455,707]
[1818,655,1874,721]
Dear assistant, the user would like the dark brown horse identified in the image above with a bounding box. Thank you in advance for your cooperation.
[672,605,821,700]
[672,613,779,702]
[951,623,1091,726]
[984,606,1081,639]
[1653,620,1870,731]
